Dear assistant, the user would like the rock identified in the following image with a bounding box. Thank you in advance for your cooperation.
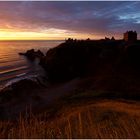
[36,50,44,58]
[0,78,42,102]
[124,44,140,67]
[19,49,44,60]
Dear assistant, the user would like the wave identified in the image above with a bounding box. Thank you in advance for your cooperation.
[16,73,26,77]
[0,74,38,91]
[0,53,16,58]
[0,59,25,66]
[5,74,38,87]
[0,66,28,75]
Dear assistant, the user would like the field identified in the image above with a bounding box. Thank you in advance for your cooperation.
[0,98,140,139]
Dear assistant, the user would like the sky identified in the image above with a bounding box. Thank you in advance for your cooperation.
[0,1,140,40]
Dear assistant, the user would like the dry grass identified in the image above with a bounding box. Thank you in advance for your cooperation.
[0,99,140,139]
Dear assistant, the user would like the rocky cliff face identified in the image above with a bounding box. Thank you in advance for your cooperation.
[40,40,101,82]
[17,40,140,92]
[38,40,140,94]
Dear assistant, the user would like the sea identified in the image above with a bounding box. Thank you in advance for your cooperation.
[0,40,64,89]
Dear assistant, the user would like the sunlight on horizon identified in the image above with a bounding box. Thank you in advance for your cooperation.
[0,28,102,40]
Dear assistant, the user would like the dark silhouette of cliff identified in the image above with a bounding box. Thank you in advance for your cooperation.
[39,39,123,81]
[38,39,140,95]
[40,39,102,82]
[13,38,140,99]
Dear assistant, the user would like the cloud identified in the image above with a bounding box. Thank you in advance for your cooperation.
[0,1,140,38]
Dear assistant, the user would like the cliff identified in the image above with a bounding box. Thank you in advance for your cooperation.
[39,40,140,95]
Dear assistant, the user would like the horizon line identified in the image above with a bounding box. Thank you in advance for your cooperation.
[0,39,136,41]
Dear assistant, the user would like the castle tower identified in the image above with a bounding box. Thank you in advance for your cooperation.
[124,31,137,42]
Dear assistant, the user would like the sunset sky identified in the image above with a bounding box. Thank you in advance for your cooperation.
[0,1,140,40]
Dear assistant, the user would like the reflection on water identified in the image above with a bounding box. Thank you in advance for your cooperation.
[0,40,63,88]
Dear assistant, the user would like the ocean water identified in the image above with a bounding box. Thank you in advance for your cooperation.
[0,40,63,89]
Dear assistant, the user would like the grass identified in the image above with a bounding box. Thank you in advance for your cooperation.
[64,88,140,101]
[0,98,140,139]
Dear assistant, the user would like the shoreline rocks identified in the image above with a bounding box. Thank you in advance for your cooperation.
[0,75,48,103]
[19,49,44,60]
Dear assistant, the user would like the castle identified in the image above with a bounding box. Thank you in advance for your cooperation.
[124,31,137,42]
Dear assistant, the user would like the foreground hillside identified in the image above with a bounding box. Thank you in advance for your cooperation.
[0,98,140,139]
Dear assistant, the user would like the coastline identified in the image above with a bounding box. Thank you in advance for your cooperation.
[0,39,140,138]
[0,40,63,89]
[0,64,47,91]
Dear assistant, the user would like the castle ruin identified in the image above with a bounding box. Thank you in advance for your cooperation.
[124,31,137,42]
